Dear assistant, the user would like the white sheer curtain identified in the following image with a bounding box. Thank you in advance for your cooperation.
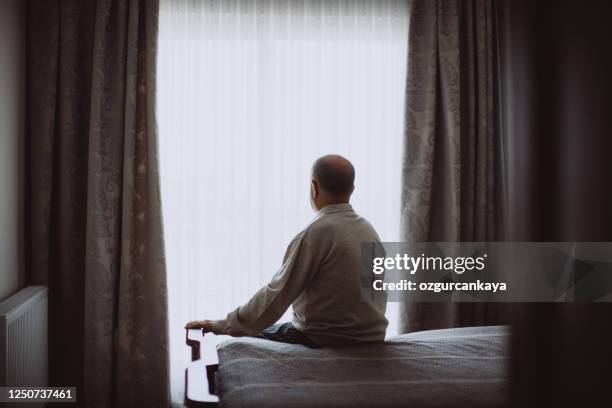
[158,0,409,401]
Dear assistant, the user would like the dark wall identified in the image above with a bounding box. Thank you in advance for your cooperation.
[497,0,612,405]
[0,0,25,302]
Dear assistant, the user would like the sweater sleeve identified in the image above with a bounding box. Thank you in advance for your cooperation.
[212,230,316,336]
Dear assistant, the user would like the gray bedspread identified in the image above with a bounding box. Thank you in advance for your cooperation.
[216,325,509,408]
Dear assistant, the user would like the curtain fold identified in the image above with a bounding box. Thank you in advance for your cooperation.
[497,1,612,405]
[27,1,169,406]
[400,0,506,332]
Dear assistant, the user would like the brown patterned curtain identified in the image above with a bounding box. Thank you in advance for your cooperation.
[26,0,169,406]
[400,0,507,333]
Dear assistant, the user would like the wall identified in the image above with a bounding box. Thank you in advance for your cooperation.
[0,0,25,302]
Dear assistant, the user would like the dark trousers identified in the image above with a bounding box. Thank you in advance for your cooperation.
[256,322,320,348]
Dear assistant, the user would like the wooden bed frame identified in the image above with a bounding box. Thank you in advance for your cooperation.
[184,329,220,407]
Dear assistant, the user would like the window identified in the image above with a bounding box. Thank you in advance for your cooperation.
[158,0,408,401]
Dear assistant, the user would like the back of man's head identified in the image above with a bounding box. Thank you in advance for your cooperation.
[312,154,355,199]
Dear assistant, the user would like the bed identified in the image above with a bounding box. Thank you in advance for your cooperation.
[185,325,509,407]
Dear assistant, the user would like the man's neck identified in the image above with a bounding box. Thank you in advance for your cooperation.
[318,199,350,211]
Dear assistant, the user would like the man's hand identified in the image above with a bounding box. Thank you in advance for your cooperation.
[185,320,213,332]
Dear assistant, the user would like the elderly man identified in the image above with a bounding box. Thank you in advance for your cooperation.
[185,154,387,347]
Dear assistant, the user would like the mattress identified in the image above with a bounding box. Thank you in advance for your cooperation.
[216,325,509,408]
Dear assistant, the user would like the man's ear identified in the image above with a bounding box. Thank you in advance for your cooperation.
[350,184,355,194]
[311,179,319,199]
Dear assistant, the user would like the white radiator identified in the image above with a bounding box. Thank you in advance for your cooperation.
[0,286,48,388]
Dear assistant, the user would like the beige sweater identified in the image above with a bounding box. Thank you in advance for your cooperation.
[212,203,388,346]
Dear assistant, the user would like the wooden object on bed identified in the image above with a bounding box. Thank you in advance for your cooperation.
[185,329,220,407]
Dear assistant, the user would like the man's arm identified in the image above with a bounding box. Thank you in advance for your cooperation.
[186,230,317,336]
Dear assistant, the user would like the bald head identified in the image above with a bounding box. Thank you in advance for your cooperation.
[311,155,355,198]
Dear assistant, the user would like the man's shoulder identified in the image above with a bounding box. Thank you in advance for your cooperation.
[304,211,340,234]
